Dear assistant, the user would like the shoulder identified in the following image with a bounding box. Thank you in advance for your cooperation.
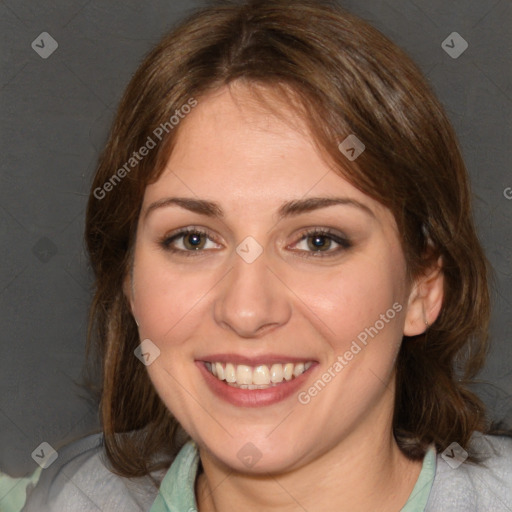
[22,432,164,512]
[427,433,512,512]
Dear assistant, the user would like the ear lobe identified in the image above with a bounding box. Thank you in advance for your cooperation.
[403,257,444,337]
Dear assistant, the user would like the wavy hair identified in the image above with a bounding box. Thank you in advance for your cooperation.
[84,0,494,477]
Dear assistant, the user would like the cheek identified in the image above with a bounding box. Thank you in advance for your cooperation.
[130,248,216,346]
[291,253,407,355]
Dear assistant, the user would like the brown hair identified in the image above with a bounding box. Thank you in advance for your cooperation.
[84,0,493,478]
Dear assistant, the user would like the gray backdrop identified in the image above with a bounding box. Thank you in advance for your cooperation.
[1,0,511,484]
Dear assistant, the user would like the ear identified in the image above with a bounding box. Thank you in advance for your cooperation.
[403,257,444,336]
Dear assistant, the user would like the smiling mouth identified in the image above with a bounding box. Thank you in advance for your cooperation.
[204,361,314,389]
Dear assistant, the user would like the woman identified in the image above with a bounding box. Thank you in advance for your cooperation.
[19,0,512,510]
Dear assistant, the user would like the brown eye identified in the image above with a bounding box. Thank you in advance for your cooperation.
[160,227,221,257]
[307,234,333,252]
[182,232,206,250]
[291,228,352,258]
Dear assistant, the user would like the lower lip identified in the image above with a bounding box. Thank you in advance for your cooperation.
[196,362,314,408]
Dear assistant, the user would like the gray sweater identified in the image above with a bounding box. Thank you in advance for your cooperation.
[20,432,512,511]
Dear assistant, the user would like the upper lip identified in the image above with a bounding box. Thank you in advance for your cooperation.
[197,353,317,366]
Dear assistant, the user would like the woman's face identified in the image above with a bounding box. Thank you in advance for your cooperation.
[129,84,419,473]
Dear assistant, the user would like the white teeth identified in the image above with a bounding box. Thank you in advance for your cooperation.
[270,364,283,383]
[283,363,294,381]
[293,363,305,377]
[215,362,224,380]
[206,361,313,388]
[225,363,236,383]
[236,365,252,385]
[253,365,270,385]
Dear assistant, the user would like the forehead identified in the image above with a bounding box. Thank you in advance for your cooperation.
[142,85,391,223]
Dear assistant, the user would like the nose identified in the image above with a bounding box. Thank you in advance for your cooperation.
[213,246,292,338]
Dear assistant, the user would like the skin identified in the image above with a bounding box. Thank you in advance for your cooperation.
[126,83,444,512]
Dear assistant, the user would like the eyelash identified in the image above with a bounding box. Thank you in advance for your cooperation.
[159,227,352,259]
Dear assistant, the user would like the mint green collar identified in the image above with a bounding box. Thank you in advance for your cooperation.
[400,445,437,511]
[149,440,200,512]
[0,467,42,512]
[150,441,436,512]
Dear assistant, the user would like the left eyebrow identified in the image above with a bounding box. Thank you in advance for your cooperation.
[143,196,375,221]
[276,197,375,219]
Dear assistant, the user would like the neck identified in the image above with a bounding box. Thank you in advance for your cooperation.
[195,404,423,512]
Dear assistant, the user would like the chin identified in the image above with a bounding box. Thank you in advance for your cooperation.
[197,429,313,474]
